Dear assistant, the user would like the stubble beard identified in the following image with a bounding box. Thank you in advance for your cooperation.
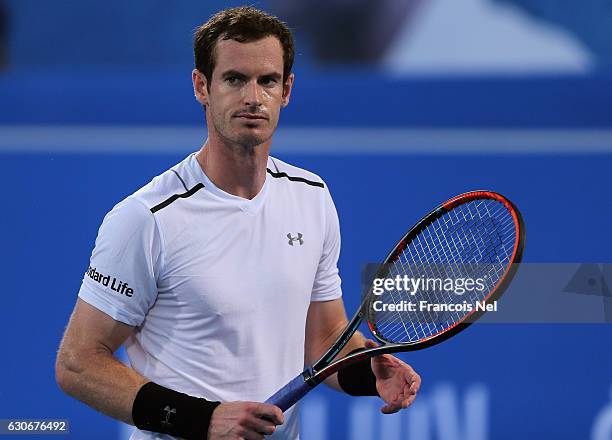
[213,113,275,154]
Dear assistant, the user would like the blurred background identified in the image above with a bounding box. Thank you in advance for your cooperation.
[1,0,612,439]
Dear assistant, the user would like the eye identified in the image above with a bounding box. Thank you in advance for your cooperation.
[225,76,242,86]
[260,77,279,87]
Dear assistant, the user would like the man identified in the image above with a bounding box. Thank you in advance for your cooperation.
[55,7,420,440]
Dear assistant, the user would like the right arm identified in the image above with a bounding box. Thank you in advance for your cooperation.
[65,197,283,438]
[55,298,148,425]
[56,300,283,439]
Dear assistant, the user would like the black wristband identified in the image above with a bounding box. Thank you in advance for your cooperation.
[337,348,380,396]
[132,382,220,440]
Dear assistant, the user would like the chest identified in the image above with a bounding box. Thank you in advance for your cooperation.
[156,194,324,318]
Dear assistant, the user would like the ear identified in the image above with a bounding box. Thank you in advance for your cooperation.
[281,72,295,108]
[192,69,209,106]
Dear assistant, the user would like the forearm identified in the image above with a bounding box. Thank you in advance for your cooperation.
[56,351,225,439]
[321,331,367,391]
[56,349,148,425]
[304,300,371,392]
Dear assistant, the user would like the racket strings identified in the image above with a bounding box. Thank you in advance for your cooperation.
[371,199,517,344]
[394,203,508,340]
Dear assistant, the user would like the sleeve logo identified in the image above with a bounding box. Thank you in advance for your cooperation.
[86,266,134,297]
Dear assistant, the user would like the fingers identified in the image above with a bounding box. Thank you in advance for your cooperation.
[380,384,415,414]
[400,368,420,406]
[360,344,423,416]
[381,398,415,414]
[381,404,400,414]
[380,391,417,414]
[402,364,421,395]
[253,403,284,425]
[380,391,406,414]
[246,403,283,437]
[376,358,422,415]
[208,401,284,439]
[409,371,421,394]
[244,416,277,437]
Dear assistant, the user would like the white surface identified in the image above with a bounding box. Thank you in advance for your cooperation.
[384,0,593,74]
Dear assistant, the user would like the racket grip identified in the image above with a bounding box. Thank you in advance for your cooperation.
[264,372,314,412]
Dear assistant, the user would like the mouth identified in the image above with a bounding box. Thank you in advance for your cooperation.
[234,113,268,121]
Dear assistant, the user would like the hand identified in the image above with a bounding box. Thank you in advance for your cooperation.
[365,339,421,414]
[208,401,284,440]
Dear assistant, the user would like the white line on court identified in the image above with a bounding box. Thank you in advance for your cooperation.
[0,126,611,154]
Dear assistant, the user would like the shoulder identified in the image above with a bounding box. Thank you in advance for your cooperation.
[97,156,197,231]
[267,156,326,190]
[97,195,157,244]
[130,156,202,214]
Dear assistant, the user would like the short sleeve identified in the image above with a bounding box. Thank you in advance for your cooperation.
[311,186,343,301]
[78,197,162,326]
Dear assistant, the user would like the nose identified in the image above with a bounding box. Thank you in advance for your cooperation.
[243,80,262,107]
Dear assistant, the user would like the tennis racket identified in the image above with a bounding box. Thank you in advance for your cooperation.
[265,190,525,412]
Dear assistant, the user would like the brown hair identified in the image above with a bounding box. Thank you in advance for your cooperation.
[194,7,295,86]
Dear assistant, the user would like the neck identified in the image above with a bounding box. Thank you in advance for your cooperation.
[195,138,270,200]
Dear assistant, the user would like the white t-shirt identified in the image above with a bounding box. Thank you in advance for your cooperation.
[78,153,342,440]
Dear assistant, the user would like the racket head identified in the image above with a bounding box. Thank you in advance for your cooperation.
[364,190,525,350]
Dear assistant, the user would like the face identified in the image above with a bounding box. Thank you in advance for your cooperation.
[193,36,294,149]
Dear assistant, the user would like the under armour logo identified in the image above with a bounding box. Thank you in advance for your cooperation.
[161,405,176,426]
[287,233,304,246]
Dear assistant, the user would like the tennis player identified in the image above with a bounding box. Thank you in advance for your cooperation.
[55,7,420,440]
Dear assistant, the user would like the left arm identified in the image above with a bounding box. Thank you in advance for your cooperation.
[307,187,420,412]
[304,298,421,413]
[304,298,366,391]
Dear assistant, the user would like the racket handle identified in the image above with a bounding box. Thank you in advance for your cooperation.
[264,371,314,412]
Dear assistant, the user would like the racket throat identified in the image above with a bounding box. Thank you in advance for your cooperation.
[314,311,364,370]
[302,366,319,386]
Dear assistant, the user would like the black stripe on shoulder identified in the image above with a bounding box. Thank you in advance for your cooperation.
[266,168,324,188]
[171,169,189,191]
[150,183,205,213]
